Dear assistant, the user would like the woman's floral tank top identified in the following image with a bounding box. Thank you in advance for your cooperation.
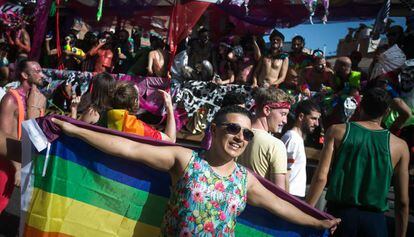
[161,151,248,236]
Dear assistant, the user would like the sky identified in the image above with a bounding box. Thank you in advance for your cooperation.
[275,17,406,56]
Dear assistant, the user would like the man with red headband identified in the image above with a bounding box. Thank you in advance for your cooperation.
[238,87,293,190]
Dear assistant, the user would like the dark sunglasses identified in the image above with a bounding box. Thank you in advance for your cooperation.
[217,123,254,141]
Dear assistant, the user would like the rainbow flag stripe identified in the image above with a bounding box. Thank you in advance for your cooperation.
[107,109,162,140]
[21,116,330,237]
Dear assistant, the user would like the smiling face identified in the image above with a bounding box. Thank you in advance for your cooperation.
[267,107,289,133]
[211,113,252,160]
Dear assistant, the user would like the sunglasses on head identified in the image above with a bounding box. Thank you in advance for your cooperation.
[217,123,254,142]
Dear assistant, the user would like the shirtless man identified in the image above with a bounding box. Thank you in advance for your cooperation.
[306,88,409,237]
[0,60,46,212]
[188,27,217,73]
[147,36,168,77]
[300,57,334,97]
[253,30,289,87]
[88,32,114,73]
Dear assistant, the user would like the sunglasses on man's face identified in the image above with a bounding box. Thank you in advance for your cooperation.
[217,123,254,142]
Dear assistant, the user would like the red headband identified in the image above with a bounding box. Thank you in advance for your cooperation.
[265,101,291,109]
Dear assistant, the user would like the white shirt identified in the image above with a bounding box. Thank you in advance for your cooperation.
[281,130,307,197]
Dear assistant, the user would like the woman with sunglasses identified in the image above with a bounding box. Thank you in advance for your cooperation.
[52,105,340,236]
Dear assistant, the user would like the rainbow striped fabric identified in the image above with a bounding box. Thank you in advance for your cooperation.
[20,116,330,237]
[106,109,162,140]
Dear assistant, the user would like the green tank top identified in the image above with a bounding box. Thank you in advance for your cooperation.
[326,122,393,212]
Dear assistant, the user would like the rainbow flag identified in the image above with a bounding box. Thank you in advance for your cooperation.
[106,109,162,140]
[20,116,331,237]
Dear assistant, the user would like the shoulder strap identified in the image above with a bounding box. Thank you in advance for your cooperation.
[8,89,25,140]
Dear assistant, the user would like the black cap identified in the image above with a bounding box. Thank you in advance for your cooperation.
[269,29,285,41]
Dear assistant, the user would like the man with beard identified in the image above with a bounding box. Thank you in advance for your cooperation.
[253,30,289,87]
[0,60,46,212]
[89,31,115,73]
[281,100,321,198]
[289,35,313,72]
[300,57,335,97]
[237,88,293,190]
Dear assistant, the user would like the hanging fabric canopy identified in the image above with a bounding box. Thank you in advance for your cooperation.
[1,0,408,61]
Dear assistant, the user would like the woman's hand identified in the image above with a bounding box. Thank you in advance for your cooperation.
[158,89,173,111]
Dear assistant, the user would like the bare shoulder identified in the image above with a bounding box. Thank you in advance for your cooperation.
[0,93,18,111]
[389,133,409,155]
[171,146,193,160]
[170,146,195,176]
[326,124,346,140]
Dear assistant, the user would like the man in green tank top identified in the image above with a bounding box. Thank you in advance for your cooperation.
[306,88,410,237]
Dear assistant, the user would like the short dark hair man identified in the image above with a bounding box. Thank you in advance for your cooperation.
[289,35,312,71]
[281,100,321,197]
[252,30,289,87]
[306,88,409,237]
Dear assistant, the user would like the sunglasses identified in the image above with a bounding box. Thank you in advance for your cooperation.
[217,123,254,142]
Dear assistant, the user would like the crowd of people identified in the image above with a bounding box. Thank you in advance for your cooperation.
[0,14,413,237]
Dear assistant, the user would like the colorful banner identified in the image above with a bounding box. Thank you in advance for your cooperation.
[20,115,331,237]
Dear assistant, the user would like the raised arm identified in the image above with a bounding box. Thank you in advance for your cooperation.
[389,98,411,133]
[252,57,263,87]
[88,42,104,56]
[159,89,176,143]
[45,38,57,56]
[393,139,409,237]
[252,36,261,61]
[15,29,31,54]
[52,118,192,176]
[247,172,340,233]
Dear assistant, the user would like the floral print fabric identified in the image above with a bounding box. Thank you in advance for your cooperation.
[161,151,248,237]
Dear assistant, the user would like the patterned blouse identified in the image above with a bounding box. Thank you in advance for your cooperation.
[161,151,248,237]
